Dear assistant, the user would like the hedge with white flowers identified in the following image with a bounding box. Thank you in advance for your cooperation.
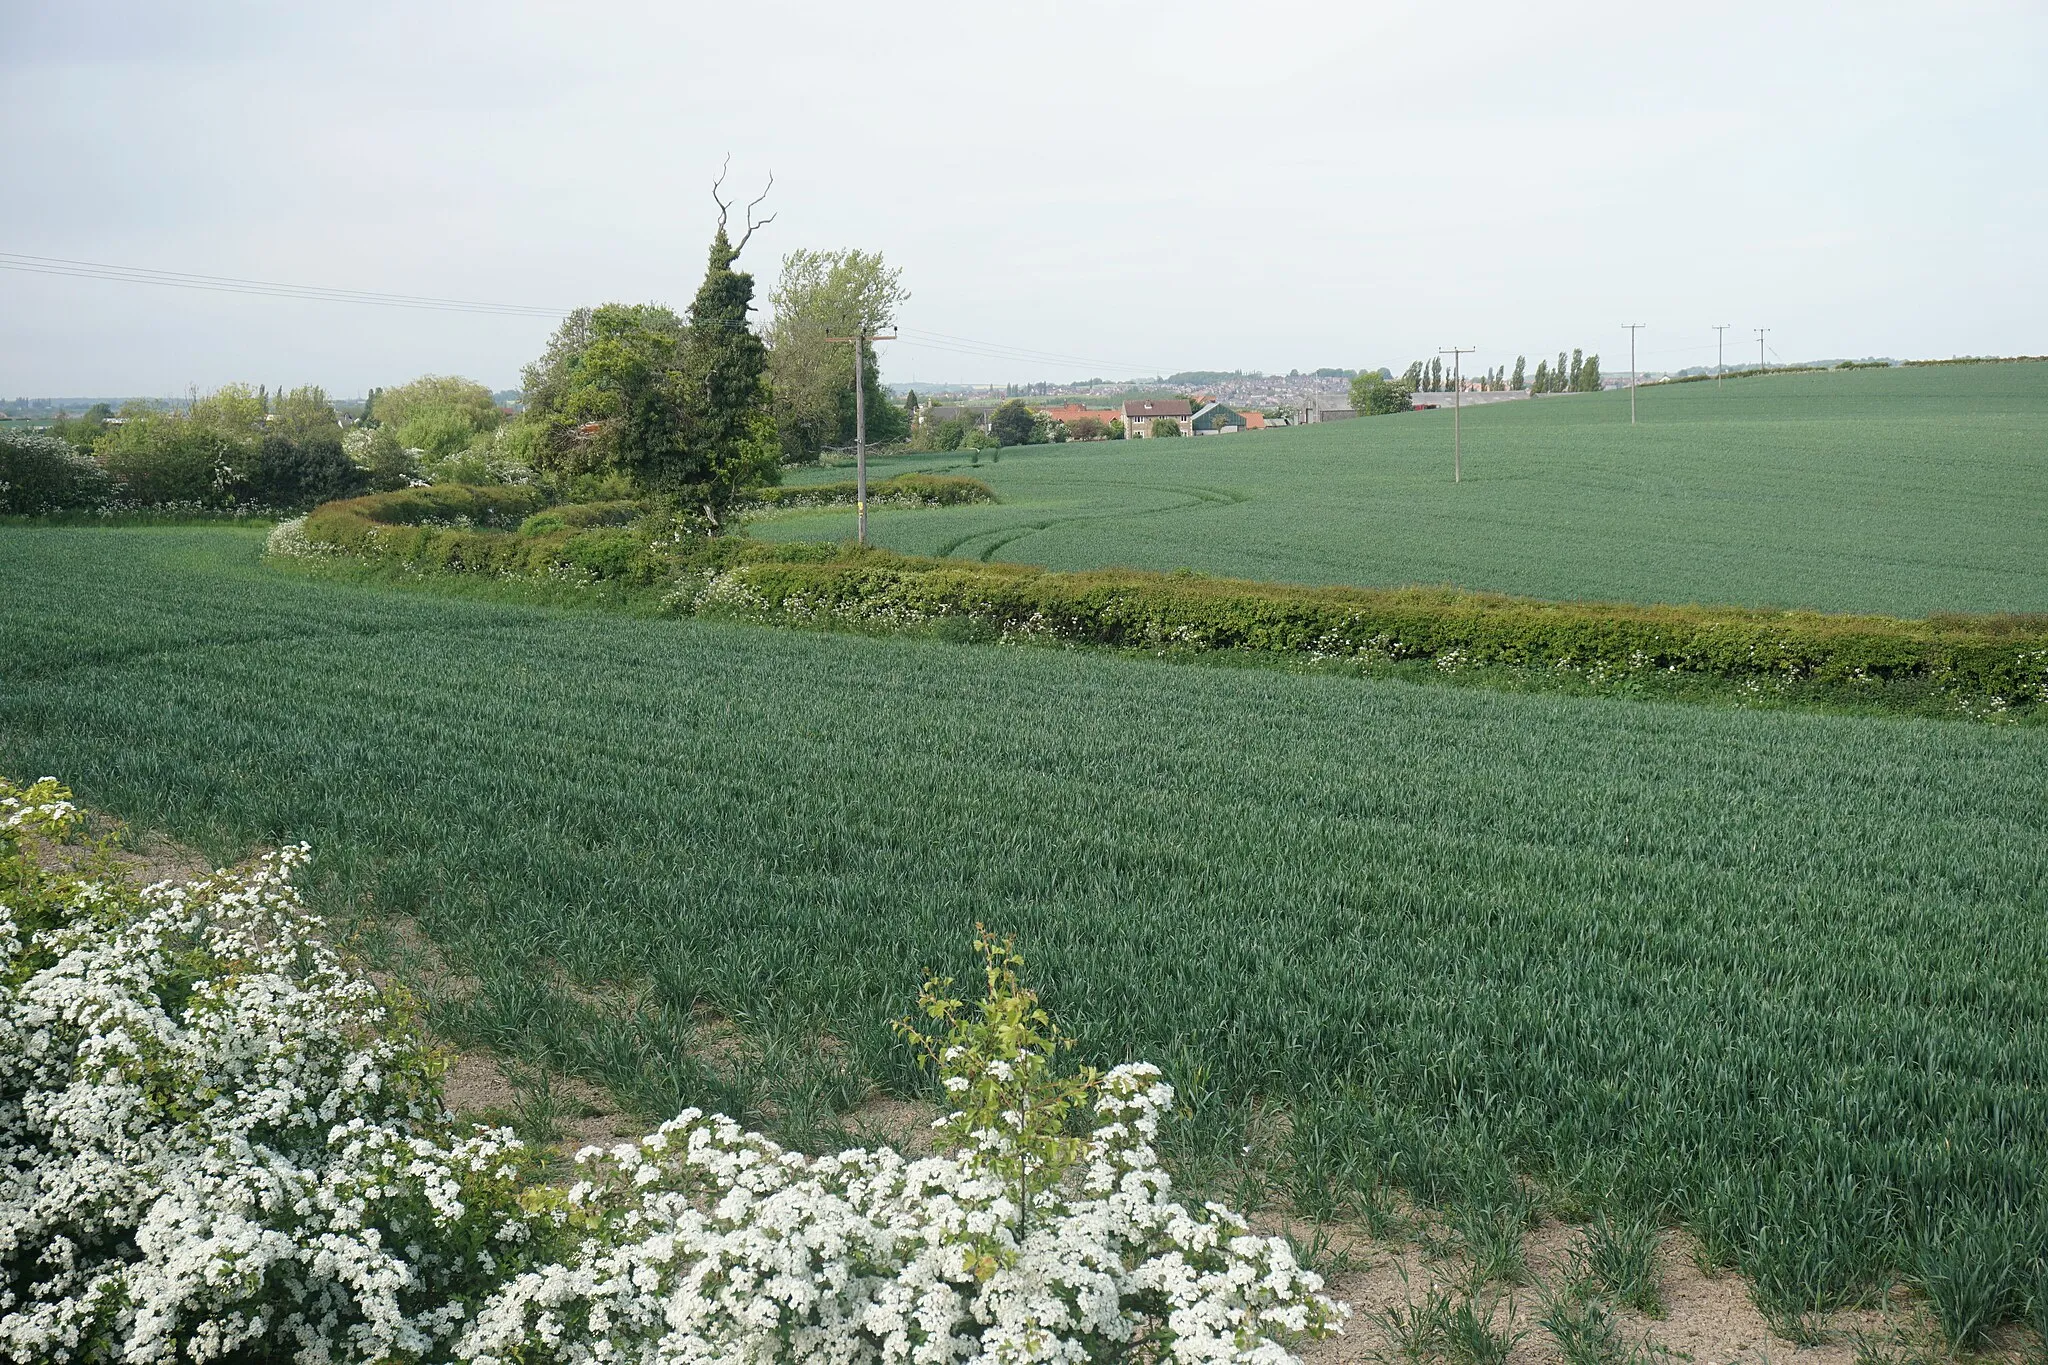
[0,777,1345,1363]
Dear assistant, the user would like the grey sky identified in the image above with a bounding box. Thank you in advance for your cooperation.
[3,0,2043,396]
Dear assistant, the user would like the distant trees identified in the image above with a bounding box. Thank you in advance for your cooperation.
[271,385,342,443]
[1066,416,1109,441]
[1349,371,1414,415]
[373,376,500,458]
[1149,417,1183,438]
[45,403,112,452]
[1108,418,1126,440]
[1511,350,1602,395]
[89,383,364,509]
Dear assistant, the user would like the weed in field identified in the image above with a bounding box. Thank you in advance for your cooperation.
[1458,1198,1533,1287]
[1372,1280,1523,1365]
[1569,1214,1666,1316]
[1542,1288,1650,1365]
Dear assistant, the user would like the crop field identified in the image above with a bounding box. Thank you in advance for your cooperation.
[760,363,2048,617]
[5,524,2048,1325]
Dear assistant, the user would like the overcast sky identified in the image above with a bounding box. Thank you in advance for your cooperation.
[3,0,2044,397]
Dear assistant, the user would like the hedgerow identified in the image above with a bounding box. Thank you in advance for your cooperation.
[740,472,997,510]
[284,487,2048,718]
[1,776,1343,1363]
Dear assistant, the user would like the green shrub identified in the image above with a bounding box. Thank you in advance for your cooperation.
[519,500,647,533]
[299,485,671,586]
[742,473,995,510]
[0,431,112,514]
[246,433,368,510]
[96,414,253,505]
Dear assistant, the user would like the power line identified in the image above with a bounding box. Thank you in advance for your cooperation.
[1713,324,1731,388]
[2,247,1170,380]
[0,251,570,317]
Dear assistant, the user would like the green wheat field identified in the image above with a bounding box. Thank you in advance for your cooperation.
[4,520,2046,1323]
[760,363,2048,617]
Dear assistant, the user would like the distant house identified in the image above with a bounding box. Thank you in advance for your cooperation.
[1303,397,1357,423]
[1123,398,1193,437]
[1189,401,1247,434]
[1036,402,1122,429]
[1242,411,1268,429]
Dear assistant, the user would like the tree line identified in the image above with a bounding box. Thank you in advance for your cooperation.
[1394,351,1601,395]
[2,176,930,520]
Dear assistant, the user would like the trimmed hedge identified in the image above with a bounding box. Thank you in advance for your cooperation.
[290,486,2048,717]
[742,473,995,510]
[295,484,670,585]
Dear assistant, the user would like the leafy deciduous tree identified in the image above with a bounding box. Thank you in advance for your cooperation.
[989,399,1037,447]
[767,248,909,461]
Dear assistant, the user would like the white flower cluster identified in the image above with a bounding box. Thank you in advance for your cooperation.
[264,515,333,559]
[1,808,537,1363]
[1,782,1343,1363]
[461,1065,1344,1365]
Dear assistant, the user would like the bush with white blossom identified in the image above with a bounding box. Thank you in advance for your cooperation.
[1,778,1345,1363]
[0,777,546,1362]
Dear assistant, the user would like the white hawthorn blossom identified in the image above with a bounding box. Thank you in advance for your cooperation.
[1,780,1345,1363]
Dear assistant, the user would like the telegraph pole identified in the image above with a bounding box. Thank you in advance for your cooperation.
[1755,328,1768,371]
[825,329,898,545]
[1624,324,1645,424]
[1438,346,1474,482]
[1714,324,1730,388]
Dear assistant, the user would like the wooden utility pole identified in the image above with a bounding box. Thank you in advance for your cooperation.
[1624,324,1646,424]
[826,330,898,545]
[1438,346,1474,482]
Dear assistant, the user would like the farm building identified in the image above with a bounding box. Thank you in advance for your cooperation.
[1190,401,1248,434]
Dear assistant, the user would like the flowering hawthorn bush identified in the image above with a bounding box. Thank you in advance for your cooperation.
[0,777,544,1362]
[0,778,1345,1363]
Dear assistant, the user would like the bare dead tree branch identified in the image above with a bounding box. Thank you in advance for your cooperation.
[731,172,775,259]
[711,154,733,232]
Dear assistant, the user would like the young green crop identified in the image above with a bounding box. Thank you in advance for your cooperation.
[5,525,2048,1336]
[757,362,2048,617]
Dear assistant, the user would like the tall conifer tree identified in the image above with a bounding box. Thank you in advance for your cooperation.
[669,168,779,511]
